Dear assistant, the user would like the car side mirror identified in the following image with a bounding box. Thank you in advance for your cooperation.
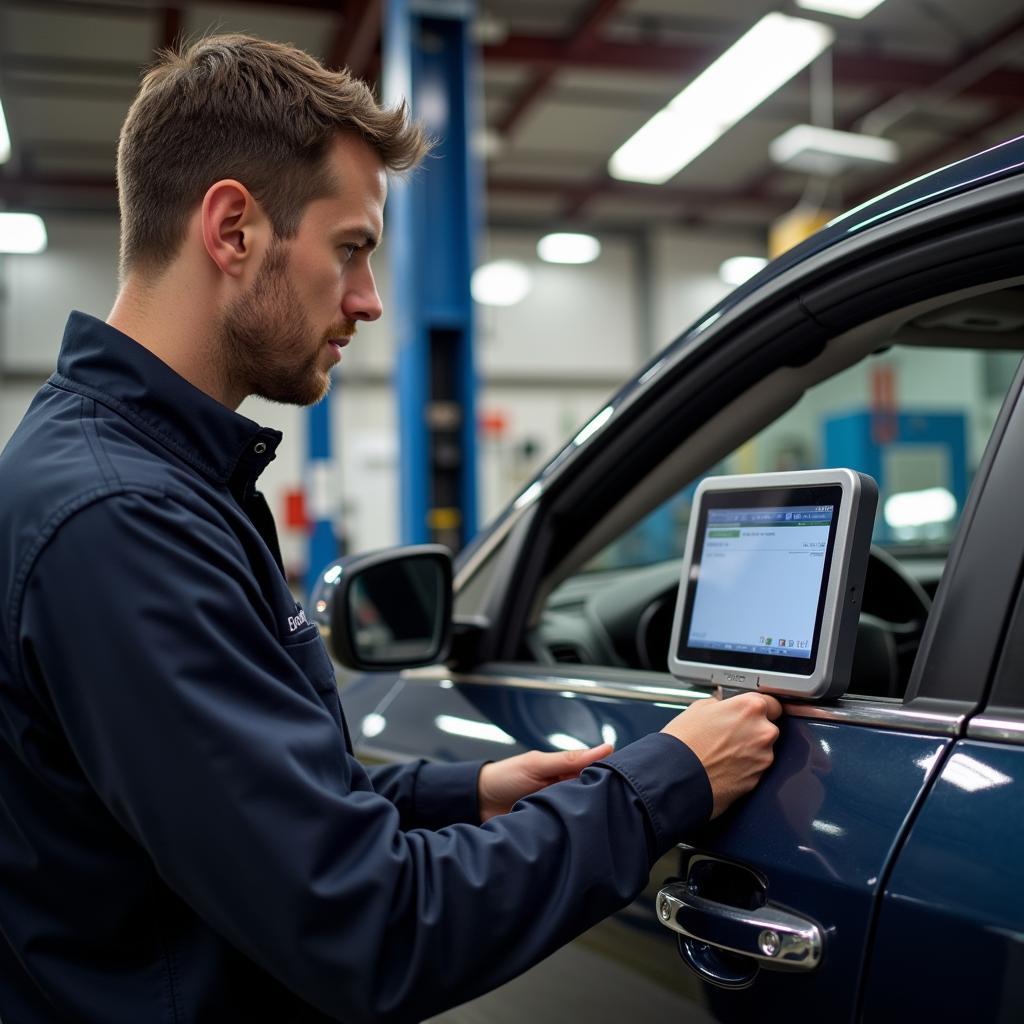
[310,545,453,671]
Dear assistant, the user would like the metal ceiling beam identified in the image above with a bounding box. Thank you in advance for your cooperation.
[496,0,624,138]
[0,55,143,79]
[326,0,382,79]
[487,174,788,214]
[1,0,155,16]
[160,7,182,52]
[2,0,352,14]
[485,35,1024,105]
[3,79,136,101]
[0,172,118,214]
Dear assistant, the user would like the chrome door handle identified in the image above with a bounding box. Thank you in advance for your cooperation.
[656,882,823,972]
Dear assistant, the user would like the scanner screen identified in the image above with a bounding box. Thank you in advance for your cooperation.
[687,505,834,660]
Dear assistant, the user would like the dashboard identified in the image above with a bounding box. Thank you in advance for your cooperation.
[530,549,942,699]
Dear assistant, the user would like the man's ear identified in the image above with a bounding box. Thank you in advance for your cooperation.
[200,180,270,279]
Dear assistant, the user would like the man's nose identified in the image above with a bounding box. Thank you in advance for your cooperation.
[343,272,383,323]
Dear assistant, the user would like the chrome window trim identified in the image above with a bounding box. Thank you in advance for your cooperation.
[402,666,964,736]
[967,715,1024,745]
[453,501,527,591]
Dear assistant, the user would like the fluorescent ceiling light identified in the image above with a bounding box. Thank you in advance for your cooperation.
[609,14,834,184]
[0,97,9,164]
[720,256,767,287]
[796,0,886,19]
[537,232,601,264]
[471,259,532,306]
[771,124,899,176]
[0,213,47,254]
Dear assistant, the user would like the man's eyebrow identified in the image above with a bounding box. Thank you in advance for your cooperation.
[336,228,380,250]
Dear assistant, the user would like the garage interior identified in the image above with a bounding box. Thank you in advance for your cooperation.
[1,0,1023,586]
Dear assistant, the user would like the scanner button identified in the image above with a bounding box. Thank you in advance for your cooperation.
[712,670,758,688]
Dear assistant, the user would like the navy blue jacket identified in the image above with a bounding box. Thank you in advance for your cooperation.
[0,313,712,1023]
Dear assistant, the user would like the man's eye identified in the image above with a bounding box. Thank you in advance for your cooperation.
[339,244,358,261]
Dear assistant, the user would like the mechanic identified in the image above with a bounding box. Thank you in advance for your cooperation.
[0,35,782,1023]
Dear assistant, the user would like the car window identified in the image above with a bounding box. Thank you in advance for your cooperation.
[535,339,1023,697]
[588,345,1020,575]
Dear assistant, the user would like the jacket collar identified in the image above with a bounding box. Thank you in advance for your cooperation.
[52,311,282,489]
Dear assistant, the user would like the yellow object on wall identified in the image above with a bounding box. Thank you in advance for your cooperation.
[769,208,837,258]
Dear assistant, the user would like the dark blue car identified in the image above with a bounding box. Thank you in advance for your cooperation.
[324,135,1024,1022]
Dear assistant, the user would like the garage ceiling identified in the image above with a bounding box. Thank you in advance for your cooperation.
[1,0,1023,241]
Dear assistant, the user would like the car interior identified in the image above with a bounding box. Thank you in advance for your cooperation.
[525,279,1024,703]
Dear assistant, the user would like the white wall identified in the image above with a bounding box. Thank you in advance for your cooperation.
[650,228,742,350]
[1,216,120,373]
[475,234,641,381]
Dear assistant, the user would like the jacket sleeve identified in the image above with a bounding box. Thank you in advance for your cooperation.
[368,760,485,830]
[17,489,712,1024]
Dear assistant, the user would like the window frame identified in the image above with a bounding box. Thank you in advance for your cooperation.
[450,176,1024,725]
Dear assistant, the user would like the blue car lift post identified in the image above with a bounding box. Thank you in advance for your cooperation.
[383,0,480,551]
[304,394,336,599]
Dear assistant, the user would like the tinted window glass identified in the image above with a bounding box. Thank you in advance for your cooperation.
[534,334,1022,696]
[587,346,1020,573]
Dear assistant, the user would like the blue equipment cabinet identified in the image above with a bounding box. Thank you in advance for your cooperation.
[824,409,968,542]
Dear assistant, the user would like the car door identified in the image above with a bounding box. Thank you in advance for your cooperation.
[348,173,1024,1022]
[858,372,1024,1023]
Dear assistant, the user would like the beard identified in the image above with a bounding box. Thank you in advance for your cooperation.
[218,238,350,408]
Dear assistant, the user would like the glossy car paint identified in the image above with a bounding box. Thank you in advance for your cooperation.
[860,740,1024,1021]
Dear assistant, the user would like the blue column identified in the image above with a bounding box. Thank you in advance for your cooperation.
[384,0,480,551]
[304,392,338,598]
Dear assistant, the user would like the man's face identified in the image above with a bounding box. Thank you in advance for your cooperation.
[219,135,386,407]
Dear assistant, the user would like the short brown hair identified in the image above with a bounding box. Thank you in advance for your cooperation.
[116,33,429,278]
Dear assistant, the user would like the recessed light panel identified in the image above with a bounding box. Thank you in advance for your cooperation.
[471,260,532,307]
[537,233,601,264]
[770,125,899,176]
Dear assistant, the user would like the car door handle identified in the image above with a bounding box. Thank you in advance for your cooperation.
[656,882,823,971]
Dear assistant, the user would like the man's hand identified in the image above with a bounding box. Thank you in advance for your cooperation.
[662,692,783,818]
[478,743,614,822]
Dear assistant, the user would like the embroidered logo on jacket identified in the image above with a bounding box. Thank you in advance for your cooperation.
[287,607,310,633]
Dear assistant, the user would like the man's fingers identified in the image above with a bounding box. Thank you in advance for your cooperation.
[731,691,784,720]
[540,742,613,778]
[564,742,613,766]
